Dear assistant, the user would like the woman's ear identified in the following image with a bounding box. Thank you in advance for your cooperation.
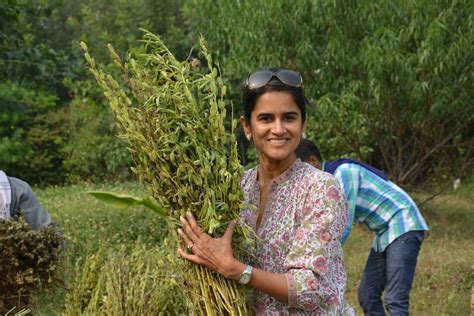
[302,121,307,139]
[240,116,252,141]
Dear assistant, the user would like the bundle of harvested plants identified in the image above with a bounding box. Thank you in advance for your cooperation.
[0,217,63,313]
[82,31,251,314]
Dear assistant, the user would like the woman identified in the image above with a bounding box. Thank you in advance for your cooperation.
[178,68,352,315]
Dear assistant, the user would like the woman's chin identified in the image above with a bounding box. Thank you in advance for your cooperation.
[261,150,296,163]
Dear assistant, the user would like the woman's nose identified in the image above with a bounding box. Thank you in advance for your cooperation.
[272,119,286,134]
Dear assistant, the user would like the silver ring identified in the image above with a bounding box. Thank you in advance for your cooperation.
[187,244,194,252]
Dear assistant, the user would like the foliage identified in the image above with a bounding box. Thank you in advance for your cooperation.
[64,242,187,315]
[0,81,65,184]
[57,95,132,183]
[82,32,251,314]
[0,0,189,185]
[0,0,71,184]
[184,0,474,187]
[1,0,472,187]
[28,181,172,314]
[0,217,64,313]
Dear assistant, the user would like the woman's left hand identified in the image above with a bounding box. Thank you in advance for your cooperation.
[177,212,244,280]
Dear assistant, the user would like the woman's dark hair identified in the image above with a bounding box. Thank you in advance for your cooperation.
[242,68,308,123]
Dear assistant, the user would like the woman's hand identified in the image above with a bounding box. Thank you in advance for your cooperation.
[177,212,245,280]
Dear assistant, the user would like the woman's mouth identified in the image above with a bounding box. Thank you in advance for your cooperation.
[268,138,289,144]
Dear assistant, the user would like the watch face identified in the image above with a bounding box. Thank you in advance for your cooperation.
[240,273,251,284]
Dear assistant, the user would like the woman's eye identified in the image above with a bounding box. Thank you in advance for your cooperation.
[284,116,297,121]
[260,116,272,122]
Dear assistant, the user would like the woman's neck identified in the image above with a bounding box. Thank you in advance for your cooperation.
[257,154,297,183]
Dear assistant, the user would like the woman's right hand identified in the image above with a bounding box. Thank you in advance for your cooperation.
[177,212,245,280]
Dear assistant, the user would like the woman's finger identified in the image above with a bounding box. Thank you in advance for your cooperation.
[223,220,237,241]
[180,215,200,242]
[177,228,194,249]
[186,212,205,237]
[177,248,216,270]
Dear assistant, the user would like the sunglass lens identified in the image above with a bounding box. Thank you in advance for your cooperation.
[247,70,274,89]
[277,70,302,87]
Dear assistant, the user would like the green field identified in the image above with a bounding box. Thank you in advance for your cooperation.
[29,180,473,315]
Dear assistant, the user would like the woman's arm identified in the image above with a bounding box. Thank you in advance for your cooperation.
[177,212,290,302]
[282,175,348,310]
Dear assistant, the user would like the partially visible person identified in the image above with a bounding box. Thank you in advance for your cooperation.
[296,139,429,316]
[178,68,353,314]
[0,170,55,229]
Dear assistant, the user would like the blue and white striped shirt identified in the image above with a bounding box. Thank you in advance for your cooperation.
[324,162,429,252]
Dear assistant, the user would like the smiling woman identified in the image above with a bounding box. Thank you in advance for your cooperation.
[241,91,304,165]
[178,68,354,315]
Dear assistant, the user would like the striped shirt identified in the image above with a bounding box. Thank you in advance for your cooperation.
[324,162,429,252]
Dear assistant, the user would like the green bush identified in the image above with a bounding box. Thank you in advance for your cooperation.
[58,97,132,183]
[0,82,64,184]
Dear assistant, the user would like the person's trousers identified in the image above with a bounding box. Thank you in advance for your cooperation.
[358,230,425,316]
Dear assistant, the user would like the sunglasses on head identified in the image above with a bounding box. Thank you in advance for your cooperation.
[246,69,303,89]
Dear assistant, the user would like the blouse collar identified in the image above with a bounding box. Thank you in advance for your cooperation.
[250,158,303,187]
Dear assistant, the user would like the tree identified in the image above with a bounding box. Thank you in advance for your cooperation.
[184,0,473,187]
[0,0,69,183]
[0,0,189,184]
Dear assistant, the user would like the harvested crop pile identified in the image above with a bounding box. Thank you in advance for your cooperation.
[0,217,63,313]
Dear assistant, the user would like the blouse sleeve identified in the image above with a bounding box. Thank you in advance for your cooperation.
[283,174,348,311]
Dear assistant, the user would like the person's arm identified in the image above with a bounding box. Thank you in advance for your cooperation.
[282,175,348,310]
[334,165,359,245]
[8,177,52,230]
[177,213,290,302]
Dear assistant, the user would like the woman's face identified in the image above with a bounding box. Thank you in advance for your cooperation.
[241,91,306,164]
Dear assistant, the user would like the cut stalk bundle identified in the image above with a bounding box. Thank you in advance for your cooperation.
[81,31,250,315]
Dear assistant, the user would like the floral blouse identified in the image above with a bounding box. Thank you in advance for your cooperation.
[240,159,353,315]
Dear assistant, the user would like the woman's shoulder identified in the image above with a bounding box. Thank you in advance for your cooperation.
[297,161,340,187]
[241,165,258,187]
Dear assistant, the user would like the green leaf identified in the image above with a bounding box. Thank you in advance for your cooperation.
[87,191,168,219]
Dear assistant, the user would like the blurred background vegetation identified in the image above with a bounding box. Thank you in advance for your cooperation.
[1,0,472,188]
[1,0,472,314]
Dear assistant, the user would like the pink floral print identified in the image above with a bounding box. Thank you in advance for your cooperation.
[240,159,354,315]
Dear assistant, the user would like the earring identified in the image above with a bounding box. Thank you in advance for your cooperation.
[246,134,251,141]
[303,133,307,139]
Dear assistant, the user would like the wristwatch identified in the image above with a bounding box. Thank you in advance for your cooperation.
[238,265,253,284]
